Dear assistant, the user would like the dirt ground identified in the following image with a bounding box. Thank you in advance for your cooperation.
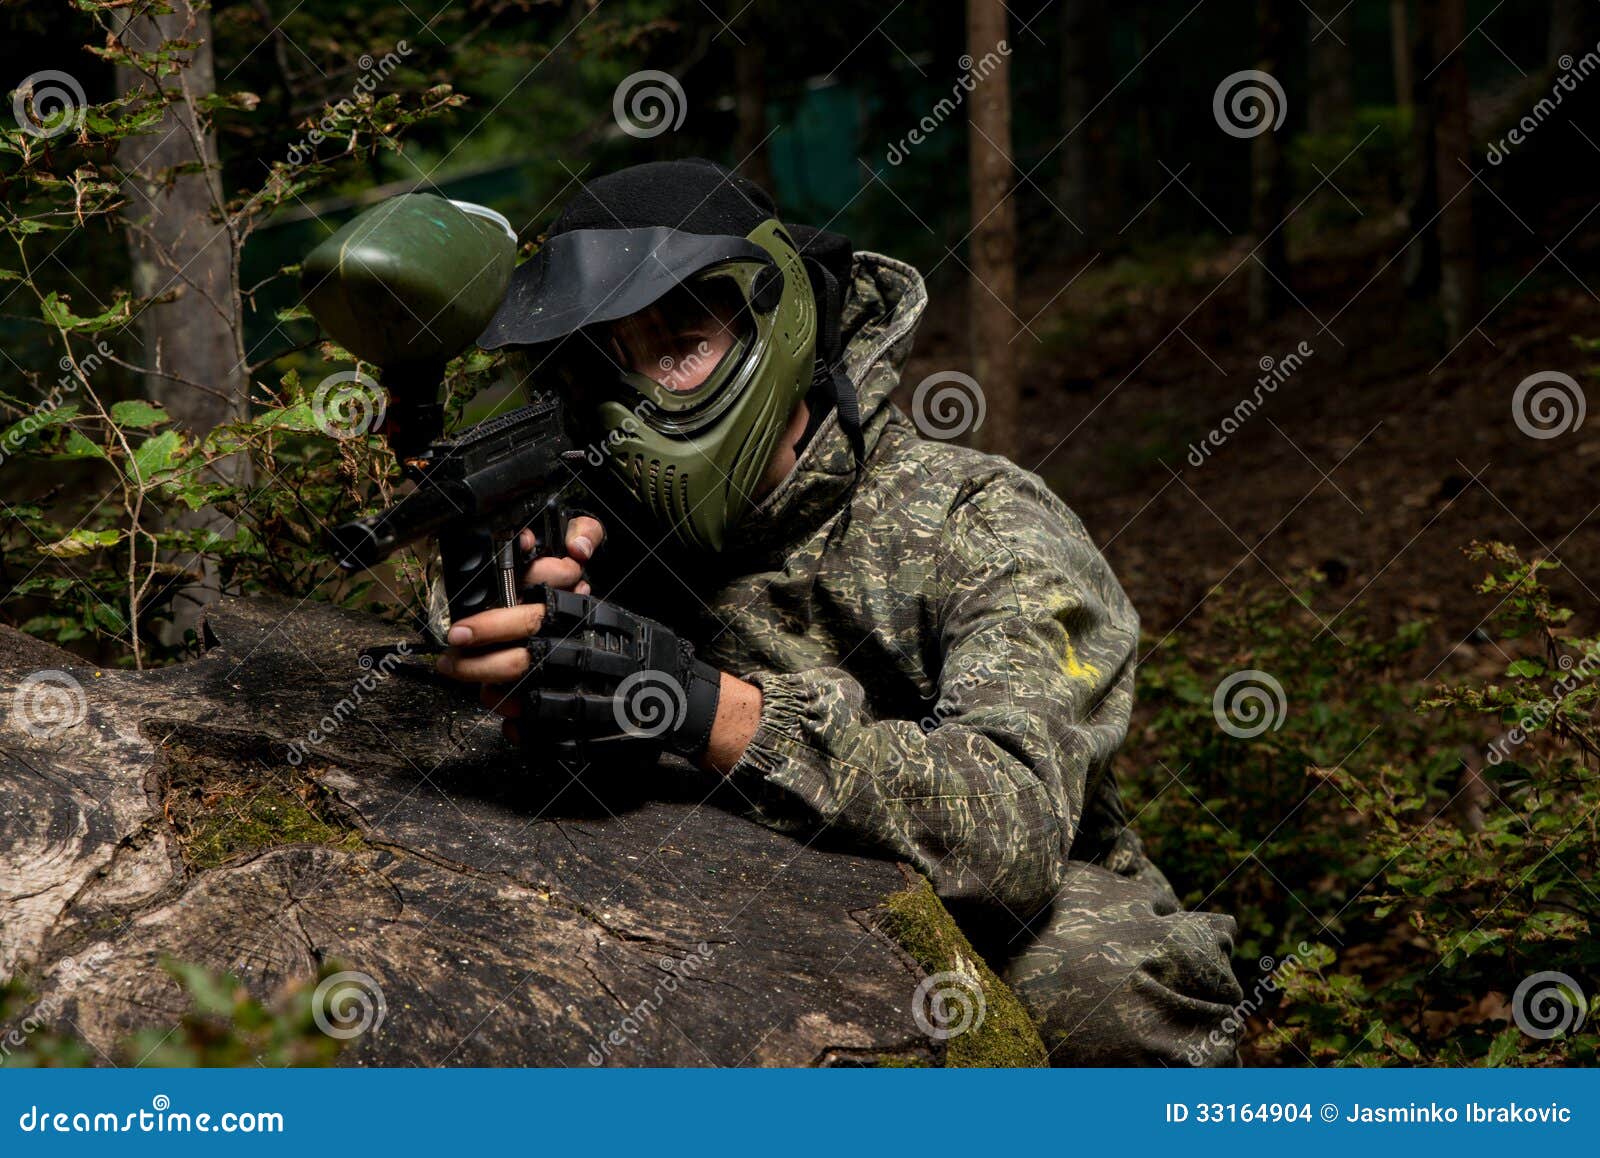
[900,214,1600,683]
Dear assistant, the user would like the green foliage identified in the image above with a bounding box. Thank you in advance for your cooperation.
[1132,546,1598,1066]
[1,959,344,1068]
[1132,572,1444,965]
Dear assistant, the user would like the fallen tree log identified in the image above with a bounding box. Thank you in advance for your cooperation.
[0,596,1045,1067]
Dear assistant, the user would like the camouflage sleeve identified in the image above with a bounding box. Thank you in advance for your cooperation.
[727,472,1139,915]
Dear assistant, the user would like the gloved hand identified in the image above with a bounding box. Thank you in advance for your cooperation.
[510,586,722,763]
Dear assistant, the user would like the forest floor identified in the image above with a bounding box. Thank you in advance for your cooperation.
[901,203,1600,686]
[897,202,1600,1064]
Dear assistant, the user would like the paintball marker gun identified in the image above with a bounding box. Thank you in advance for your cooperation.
[302,193,587,626]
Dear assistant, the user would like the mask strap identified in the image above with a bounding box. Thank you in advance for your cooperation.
[802,258,866,466]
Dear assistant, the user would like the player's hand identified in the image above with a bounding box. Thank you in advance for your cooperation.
[518,515,604,595]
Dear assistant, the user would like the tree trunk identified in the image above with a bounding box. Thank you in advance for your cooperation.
[1248,0,1290,325]
[1432,0,1476,340]
[0,596,1047,1067]
[1391,0,1413,110]
[1059,0,1110,250]
[1307,2,1354,135]
[732,1,774,193]
[114,1,250,637]
[1549,0,1597,61]
[966,0,1019,459]
[1403,0,1440,293]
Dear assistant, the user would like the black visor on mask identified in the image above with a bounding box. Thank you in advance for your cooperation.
[477,227,774,350]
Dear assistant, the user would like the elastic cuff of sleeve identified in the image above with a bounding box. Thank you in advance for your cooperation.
[726,670,813,781]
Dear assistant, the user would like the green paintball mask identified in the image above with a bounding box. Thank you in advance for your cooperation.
[479,218,818,553]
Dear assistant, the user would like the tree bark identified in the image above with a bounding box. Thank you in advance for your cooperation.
[114,1,250,638]
[732,0,774,193]
[1391,0,1413,110]
[1432,0,1476,340]
[1403,0,1440,293]
[1549,0,1598,61]
[1307,2,1354,135]
[0,596,1046,1066]
[1059,0,1110,250]
[1248,0,1290,325]
[966,0,1018,459]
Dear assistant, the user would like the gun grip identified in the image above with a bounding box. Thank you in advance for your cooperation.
[438,526,520,621]
[530,498,567,562]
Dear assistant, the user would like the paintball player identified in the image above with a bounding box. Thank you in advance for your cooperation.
[433,159,1244,1065]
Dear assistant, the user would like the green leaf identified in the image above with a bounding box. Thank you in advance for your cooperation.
[110,400,169,429]
[58,429,105,459]
[131,429,181,484]
[1505,659,1544,678]
[1485,1026,1523,1067]
[40,291,133,333]
[38,528,123,557]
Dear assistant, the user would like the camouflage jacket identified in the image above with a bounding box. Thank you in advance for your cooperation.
[608,252,1141,918]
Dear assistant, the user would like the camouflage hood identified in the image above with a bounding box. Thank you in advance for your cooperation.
[729,250,928,554]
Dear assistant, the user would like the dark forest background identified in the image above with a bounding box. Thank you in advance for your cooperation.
[3,0,1599,1066]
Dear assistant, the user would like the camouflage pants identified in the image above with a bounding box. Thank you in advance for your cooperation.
[1001,852,1243,1066]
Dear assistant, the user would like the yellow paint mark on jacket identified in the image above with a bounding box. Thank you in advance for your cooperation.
[1060,639,1101,683]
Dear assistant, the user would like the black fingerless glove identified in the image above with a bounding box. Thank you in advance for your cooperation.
[516,586,722,764]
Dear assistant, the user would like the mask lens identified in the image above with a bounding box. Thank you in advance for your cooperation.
[604,277,748,394]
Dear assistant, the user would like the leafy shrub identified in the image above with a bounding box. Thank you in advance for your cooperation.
[1129,546,1598,1066]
